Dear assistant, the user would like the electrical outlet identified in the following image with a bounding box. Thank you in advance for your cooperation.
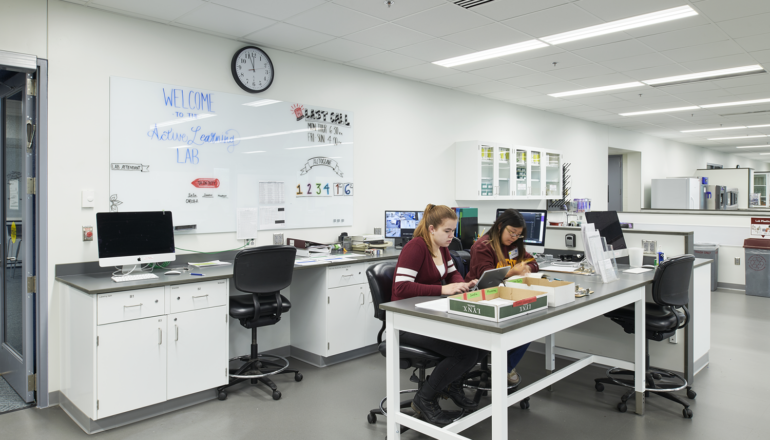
[735,257,741,265]
[83,226,93,241]
[669,332,678,344]
[374,228,382,235]
[244,238,255,246]
[273,233,284,245]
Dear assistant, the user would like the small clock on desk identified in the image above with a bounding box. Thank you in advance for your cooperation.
[231,46,274,93]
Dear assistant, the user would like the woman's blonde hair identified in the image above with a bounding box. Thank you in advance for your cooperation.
[413,204,457,258]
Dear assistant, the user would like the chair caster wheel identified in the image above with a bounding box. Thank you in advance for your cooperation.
[520,398,530,410]
[687,388,696,399]
[295,372,303,382]
[653,373,662,380]
[617,402,627,413]
[367,413,377,424]
[272,390,281,400]
[683,408,693,418]
[217,391,227,401]
[595,382,604,392]
[620,394,629,403]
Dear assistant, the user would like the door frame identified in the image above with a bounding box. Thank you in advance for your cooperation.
[0,50,48,408]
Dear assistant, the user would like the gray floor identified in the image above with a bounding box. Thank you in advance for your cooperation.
[0,376,32,413]
[1,288,769,439]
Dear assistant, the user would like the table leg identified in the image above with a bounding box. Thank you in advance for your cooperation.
[491,336,508,440]
[634,296,645,415]
[545,334,555,391]
[385,312,401,439]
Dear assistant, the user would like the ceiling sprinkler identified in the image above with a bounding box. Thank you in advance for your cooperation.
[385,0,394,7]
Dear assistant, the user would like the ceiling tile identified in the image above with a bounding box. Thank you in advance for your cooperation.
[564,95,624,106]
[209,0,325,21]
[246,23,335,51]
[659,40,745,64]
[750,50,770,64]
[571,39,655,63]
[574,0,690,21]
[497,45,565,64]
[342,24,433,51]
[502,4,602,38]
[394,4,493,38]
[390,63,456,80]
[484,89,542,100]
[548,63,616,81]
[348,51,423,72]
[500,73,563,88]
[514,52,592,72]
[471,63,537,80]
[679,54,761,73]
[392,39,472,62]
[472,0,574,21]
[455,81,518,95]
[331,0,445,21]
[572,73,638,88]
[553,33,634,52]
[735,32,770,52]
[442,23,532,51]
[695,0,770,22]
[637,24,729,51]
[90,0,204,22]
[286,3,384,37]
[655,82,721,95]
[600,53,674,72]
[716,12,770,39]
[449,57,512,72]
[174,4,275,37]
[299,39,382,62]
[426,73,486,88]
[621,65,690,81]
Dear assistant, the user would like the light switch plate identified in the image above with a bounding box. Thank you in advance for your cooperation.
[82,189,95,208]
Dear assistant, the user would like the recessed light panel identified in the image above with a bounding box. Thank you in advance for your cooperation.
[701,98,770,109]
[708,135,770,141]
[681,126,746,133]
[549,82,644,98]
[433,40,548,68]
[644,65,766,86]
[736,145,770,149]
[620,106,699,116]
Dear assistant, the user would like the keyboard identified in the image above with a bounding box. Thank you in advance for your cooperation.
[111,273,159,283]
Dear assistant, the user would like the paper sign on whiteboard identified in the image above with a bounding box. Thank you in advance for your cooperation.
[259,207,286,229]
[237,208,260,239]
[259,182,284,204]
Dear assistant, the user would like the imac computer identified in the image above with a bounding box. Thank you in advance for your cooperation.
[97,211,176,272]
[385,211,423,248]
[584,211,628,259]
[495,209,547,254]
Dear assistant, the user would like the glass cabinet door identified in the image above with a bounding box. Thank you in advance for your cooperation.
[545,152,561,199]
[754,172,767,207]
[514,148,528,197]
[497,146,512,197]
[529,149,543,197]
[480,145,494,197]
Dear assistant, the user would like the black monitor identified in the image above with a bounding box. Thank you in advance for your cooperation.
[385,211,422,247]
[495,209,547,253]
[97,211,176,268]
[584,211,627,252]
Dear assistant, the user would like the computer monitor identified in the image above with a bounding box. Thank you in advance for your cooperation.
[97,211,176,269]
[495,209,547,254]
[584,211,628,258]
[385,211,422,247]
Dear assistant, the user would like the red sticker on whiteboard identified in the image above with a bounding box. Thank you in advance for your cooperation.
[191,178,220,188]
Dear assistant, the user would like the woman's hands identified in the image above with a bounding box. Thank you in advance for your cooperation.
[441,280,478,296]
[507,261,531,277]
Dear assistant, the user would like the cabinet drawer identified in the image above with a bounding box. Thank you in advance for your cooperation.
[97,288,165,325]
[327,264,366,289]
[167,280,228,314]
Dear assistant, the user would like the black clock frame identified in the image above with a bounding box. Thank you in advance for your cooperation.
[231,46,274,93]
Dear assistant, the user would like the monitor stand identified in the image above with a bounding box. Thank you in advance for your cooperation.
[120,264,142,275]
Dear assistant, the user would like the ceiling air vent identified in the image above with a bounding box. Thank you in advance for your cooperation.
[454,0,495,9]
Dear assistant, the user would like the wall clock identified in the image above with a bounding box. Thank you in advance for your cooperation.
[231,46,274,93]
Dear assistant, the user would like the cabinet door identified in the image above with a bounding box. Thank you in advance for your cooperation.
[529,148,545,198]
[167,306,229,400]
[327,284,371,356]
[514,147,529,197]
[496,145,512,198]
[545,151,562,199]
[97,316,167,419]
[479,144,495,198]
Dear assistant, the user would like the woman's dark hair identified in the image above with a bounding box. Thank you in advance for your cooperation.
[486,209,527,265]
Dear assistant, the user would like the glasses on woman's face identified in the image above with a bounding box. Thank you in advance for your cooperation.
[504,227,523,239]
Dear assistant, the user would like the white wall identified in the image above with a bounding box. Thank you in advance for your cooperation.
[0,0,47,59]
[3,0,770,393]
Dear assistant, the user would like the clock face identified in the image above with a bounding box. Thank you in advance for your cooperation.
[231,46,274,93]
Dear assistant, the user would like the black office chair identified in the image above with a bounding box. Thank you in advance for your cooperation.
[448,237,463,251]
[594,255,696,418]
[217,245,303,401]
[365,261,446,429]
[449,250,471,279]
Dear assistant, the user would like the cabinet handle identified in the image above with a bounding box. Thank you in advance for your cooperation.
[124,303,143,308]
[175,325,179,341]
[158,328,162,345]
[360,293,364,305]
[192,294,209,299]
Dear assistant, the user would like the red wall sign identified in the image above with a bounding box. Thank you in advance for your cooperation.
[191,178,220,188]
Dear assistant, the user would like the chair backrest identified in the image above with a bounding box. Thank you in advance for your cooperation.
[652,255,694,307]
[367,261,396,321]
[448,237,463,251]
[449,250,470,279]
[233,245,297,294]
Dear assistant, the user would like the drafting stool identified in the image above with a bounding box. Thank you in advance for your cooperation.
[216,245,302,401]
[594,255,697,418]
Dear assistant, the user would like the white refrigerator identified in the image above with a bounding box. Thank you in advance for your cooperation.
[651,178,703,209]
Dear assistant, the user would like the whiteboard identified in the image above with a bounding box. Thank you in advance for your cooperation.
[109,77,355,234]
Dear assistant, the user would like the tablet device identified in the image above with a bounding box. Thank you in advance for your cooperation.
[472,266,510,291]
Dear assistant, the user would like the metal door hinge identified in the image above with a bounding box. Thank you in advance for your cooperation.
[28,374,36,392]
[26,78,37,96]
[27,177,35,195]
[27,276,36,293]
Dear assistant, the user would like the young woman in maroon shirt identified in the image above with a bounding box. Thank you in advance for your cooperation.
[392,204,481,427]
[465,209,538,387]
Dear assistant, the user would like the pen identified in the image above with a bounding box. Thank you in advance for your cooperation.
[190,273,204,276]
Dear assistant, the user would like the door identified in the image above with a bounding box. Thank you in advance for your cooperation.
[0,70,36,404]
[327,284,369,356]
[514,148,528,197]
[167,306,228,400]
[479,145,494,197]
[97,316,167,419]
[545,152,561,199]
[529,149,544,198]
[496,145,512,198]
[608,155,623,212]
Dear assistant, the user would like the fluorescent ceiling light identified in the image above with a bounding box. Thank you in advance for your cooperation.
[549,82,644,98]
[644,65,766,86]
[760,153,770,155]
[243,99,281,107]
[433,40,548,68]
[620,106,699,116]
[152,114,215,129]
[749,124,770,128]
[736,145,770,149]
[681,126,747,133]
[701,98,770,109]
[708,135,770,140]
[540,6,698,45]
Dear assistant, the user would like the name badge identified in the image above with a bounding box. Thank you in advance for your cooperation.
[509,249,519,260]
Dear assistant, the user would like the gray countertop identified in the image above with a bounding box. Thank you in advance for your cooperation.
[56,248,401,295]
[380,259,711,334]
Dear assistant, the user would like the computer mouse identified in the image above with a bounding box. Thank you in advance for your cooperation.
[641,265,656,269]
[165,271,181,275]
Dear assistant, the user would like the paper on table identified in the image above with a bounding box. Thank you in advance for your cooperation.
[188,260,231,267]
[294,259,328,266]
[539,265,580,273]
[623,267,653,274]
[479,298,513,306]
[415,298,449,312]
[236,208,259,239]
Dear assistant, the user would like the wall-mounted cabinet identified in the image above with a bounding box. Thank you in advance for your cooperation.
[455,141,562,201]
